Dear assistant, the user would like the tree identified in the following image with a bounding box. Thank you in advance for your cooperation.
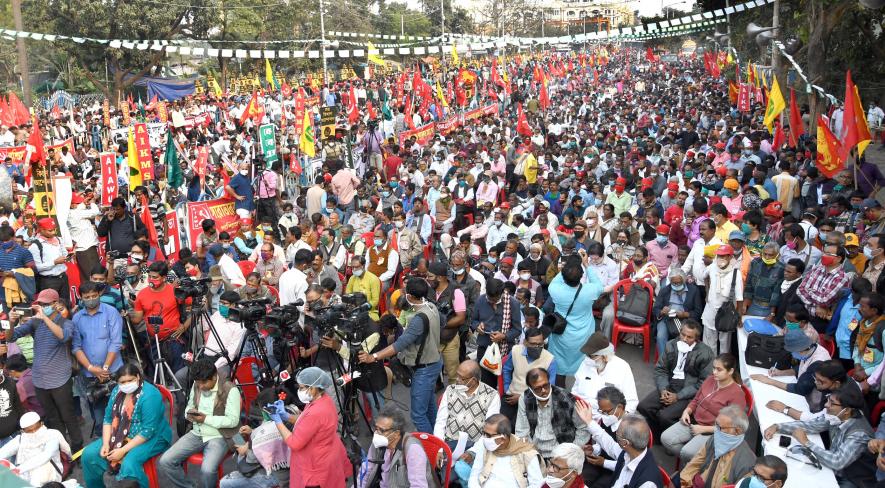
[421,0,474,36]
[374,2,433,37]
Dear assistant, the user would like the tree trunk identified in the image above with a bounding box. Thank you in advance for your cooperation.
[805,0,853,126]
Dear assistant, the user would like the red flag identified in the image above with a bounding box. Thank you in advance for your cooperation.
[539,81,550,111]
[817,115,845,179]
[839,70,859,162]
[281,82,292,98]
[347,85,359,124]
[788,88,804,147]
[738,84,751,113]
[516,103,533,138]
[366,100,377,120]
[728,82,739,104]
[0,97,14,127]
[50,104,61,120]
[289,151,302,175]
[8,92,29,125]
[27,118,45,165]
[239,92,265,124]
[139,196,159,249]
[403,95,415,130]
[645,47,657,63]
[772,121,786,151]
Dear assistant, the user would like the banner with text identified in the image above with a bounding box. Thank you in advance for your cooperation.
[164,211,181,262]
[0,145,27,164]
[185,198,238,248]
[100,153,118,206]
[259,124,278,165]
[398,122,436,146]
[133,123,154,181]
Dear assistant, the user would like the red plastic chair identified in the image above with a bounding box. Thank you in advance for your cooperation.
[660,467,673,488]
[872,400,885,428]
[144,385,175,488]
[611,279,655,363]
[238,260,256,276]
[266,285,280,305]
[819,336,836,357]
[184,452,227,488]
[411,432,453,487]
[235,356,263,415]
[741,384,754,416]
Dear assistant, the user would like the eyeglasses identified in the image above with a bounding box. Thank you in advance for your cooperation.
[548,462,571,473]
[374,426,395,435]
[825,399,843,407]
[481,431,502,438]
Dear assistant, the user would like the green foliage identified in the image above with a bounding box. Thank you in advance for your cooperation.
[373,2,433,37]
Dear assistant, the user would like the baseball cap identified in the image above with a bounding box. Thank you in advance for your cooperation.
[715,244,735,256]
[845,233,860,247]
[34,289,60,304]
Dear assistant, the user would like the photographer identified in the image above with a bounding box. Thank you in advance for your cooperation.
[130,261,192,374]
[97,197,145,257]
[202,291,246,378]
[6,289,82,453]
[427,261,467,384]
[72,281,124,438]
[359,278,443,433]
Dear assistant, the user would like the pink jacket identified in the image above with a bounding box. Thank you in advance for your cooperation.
[285,394,350,488]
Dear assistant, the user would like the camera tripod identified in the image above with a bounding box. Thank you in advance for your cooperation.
[109,276,145,369]
[229,324,277,390]
[324,330,377,434]
[151,323,183,392]
[188,297,234,374]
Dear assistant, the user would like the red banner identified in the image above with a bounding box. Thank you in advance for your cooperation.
[157,101,168,124]
[483,104,499,116]
[100,153,118,206]
[738,83,751,113]
[120,101,130,126]
[186,198,238,249]
[194,146,209,177]
[294,92,305,134]
[398,122,436,146]
[164,211,181,263]
[0,145,27,164]
[133,123,154,181]
[437,117,461,135]
[47,138,75,156]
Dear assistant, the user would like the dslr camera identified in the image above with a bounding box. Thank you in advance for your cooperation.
[175,277,212,301]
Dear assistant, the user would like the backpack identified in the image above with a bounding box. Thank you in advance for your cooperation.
[50,450,73,480]
[615,283,651,327]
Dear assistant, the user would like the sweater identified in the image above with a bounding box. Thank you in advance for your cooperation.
[687,377,746,426]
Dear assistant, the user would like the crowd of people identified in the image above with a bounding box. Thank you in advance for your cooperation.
[0,43,883,488]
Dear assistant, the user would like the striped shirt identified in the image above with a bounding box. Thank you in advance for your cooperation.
[11,313,74,389]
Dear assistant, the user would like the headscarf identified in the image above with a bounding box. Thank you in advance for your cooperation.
[108,382,143,474]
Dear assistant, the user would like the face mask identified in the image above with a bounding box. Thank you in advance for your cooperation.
[219,304,230,318]
[187,267,200,277]
[824,408,846,426]
[298,388,313,404]
[865,246,878,259]
[519,272,531,281]
[530,253,541,262]
[712,427,745,458]
[721,189,732,198]
[574,230,585,238]
[633,259,644,267]
[482,436,502,452]
[130,254,144,263]
[819,231,829,242]
[119,381,139,395]
[531,388,552,402]
[821,255,837,267]
[261,252,273,261]
[223,243,231,249]
[83,297,100,310]
[453,267,465,275]
[543,474,571,488]
[394,221,404,229]
[244,231,253,238]
[762,257,778,266]
[526,346,543,360]
[786,238,798,250]
[656,235,669,246]
[747,476,773,488]
[42,304,55,316]
[587,218,598,227]
[382,191,390,198]
[717,258,729,269]
[372,432,390,448]
[494,218,503,227]
[488,257,497,264]
[741,223,752,235]
[353,269,364,277]
[785,321,800,331]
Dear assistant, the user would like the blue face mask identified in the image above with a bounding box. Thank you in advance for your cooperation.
[219,304,230,318]
[785,321,800,330]
[43,305,55,316]
[747,476,772,488]
[382,191,391,198]
[671,283,685,292]
[374,238,384,247]
[656,235,669,246]
[488,257,497,264]
[792,351,811,361]
[390,182,398,189]
[712,426,745,458]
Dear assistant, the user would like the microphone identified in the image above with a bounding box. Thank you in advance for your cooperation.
[336,371,362,387]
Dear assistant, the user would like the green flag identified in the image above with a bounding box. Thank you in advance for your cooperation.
[165,131,183,188]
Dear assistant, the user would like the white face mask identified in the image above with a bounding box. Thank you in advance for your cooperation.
[676,340,696,353]
[353,269,364,277]
[519,272,532,281]
[531,388,552,402]
[239,169,249,176]
[452,384,469,394]
[600,414,619,427]
[297,389,313,404]
[482,435,503,452]
[824,408,846,426]
[372,432,390,448]
[543,474,571,488]
[119,381,139,394]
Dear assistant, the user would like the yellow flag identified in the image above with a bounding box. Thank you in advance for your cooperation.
[127,127,142,190]
[299,111,315,157]
[436,81,448,107]
[763,76,786,131]
[451,43,459,65]
[208,77,222,96]
[265,59,279,89]
[726,52,733,65]
[367,42,386,66]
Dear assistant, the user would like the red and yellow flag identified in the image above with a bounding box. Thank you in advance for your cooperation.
[816,115,845,179]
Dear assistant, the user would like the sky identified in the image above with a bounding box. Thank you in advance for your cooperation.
[402,0,697,23]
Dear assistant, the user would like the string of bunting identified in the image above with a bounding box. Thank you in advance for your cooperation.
[772,40,839,105]
[0,0,773,59]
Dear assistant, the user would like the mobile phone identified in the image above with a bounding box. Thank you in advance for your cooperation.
[778,435,791,448]
[186,409,199,419]
[262,406,276,417]
[13,305,33,318]
[232,433,246,446]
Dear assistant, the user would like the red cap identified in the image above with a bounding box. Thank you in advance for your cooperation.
[323,173,332,183]
[499,202,511,210]
[70,193,84,204]
[500,257,515,265]
[656,224,670,235]
[240,217,253,226]
[764,201,784,218]
[686,150,695,158]
[706,151,716,159]
[715,166,727,177]
[641,178,653,189]
[33,288,60,304]
[667,182,679,190]
[37,218,56,230]
[715,244,735,256]
[715,141,726,149]
[615,177,627,186]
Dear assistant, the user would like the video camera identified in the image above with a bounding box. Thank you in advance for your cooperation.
[175,276,212,301]
[312,293,372,343]
[229,297,272,324]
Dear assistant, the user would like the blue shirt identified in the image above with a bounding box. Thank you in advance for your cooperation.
[12,313,74,389]
[0,241,35,303]
[72,303,124,377]
[228,174,255,211]
[836,300,861,360]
